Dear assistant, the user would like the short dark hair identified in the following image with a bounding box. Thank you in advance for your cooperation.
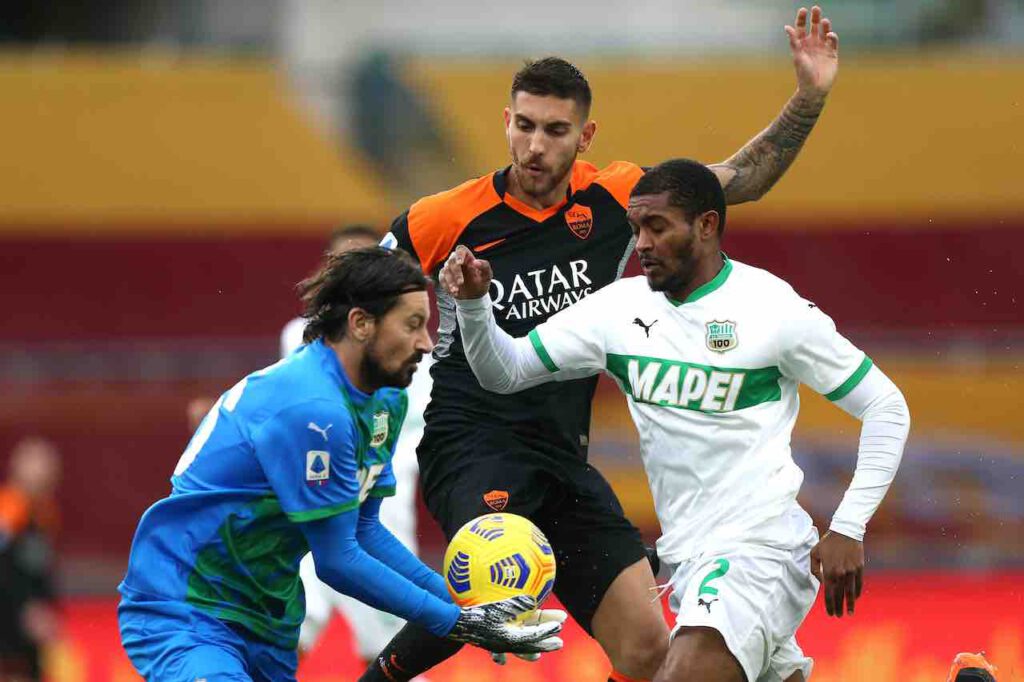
[298,246,428,343]
[329,224,379,247]
[511,57,592,117]
[631,158,727,236]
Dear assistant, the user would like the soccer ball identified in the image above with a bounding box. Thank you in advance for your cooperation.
[443,513,557,608]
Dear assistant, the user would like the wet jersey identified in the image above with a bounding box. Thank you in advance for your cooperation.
[386,160,643,495]
[118,340,407,648]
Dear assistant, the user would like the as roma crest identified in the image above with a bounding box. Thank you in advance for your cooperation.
[565,205,593,240]
[483,490,510,511]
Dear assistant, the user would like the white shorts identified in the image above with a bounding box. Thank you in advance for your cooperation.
[666,527,819,682]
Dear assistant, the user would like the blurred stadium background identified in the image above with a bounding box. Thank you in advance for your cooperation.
[0,0,1022,680]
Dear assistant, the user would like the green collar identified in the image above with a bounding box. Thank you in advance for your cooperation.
[668,254,732,306]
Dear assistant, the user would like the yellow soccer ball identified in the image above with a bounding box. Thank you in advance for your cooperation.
[443,513,557,608]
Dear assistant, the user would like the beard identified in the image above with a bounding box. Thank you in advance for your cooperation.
[645,232,700,295]
[510,148,576,199]
[363,336,423,390]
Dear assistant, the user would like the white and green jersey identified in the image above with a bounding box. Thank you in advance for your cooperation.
[522,257,873,564]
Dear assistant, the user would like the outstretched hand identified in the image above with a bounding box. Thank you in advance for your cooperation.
[439,245,493,300]
[785,6,839,99]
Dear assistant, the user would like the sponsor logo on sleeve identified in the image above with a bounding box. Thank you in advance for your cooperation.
[307,421,333,441]
[306,450,330,484]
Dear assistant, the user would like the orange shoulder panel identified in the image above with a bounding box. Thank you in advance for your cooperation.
[0,487,30,536]
[589,160,644,209]
[407,175,501,275]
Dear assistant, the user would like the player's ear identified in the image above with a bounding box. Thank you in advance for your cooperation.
[347,307,376,343]
[698,211,720,241]
[578,119,597,153]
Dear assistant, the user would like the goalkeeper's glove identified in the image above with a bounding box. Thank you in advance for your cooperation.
[447,595,565,654]
[489,609,568,665]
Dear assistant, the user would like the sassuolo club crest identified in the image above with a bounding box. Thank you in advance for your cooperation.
[706,320,738,353]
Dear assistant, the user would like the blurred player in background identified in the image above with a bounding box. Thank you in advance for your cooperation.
[0,437,61,682]
[119,248,564,682]
[281,225,434,669]
[366,7,840,682]
[442,158,910,682]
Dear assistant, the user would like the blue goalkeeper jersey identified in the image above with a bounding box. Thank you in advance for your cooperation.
[119,339,408,649]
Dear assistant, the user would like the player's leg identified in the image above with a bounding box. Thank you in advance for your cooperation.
[590,557,672,679]
[358,456,551,682]
[543,461,669,680]
[655,531,818,682]
[654,626,745,682]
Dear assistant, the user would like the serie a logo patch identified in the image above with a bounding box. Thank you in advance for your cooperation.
[306,450,330,484]
[706,320,739,353]
[370,410,389,448]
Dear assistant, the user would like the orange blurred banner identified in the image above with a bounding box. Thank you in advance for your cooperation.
[50,573,1024,681]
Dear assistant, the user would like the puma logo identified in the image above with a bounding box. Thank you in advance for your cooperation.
[633,318,657,337]
[307,422,333,442]
[697,597,718,614]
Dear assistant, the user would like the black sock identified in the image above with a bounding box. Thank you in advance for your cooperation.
[358,623,464,682]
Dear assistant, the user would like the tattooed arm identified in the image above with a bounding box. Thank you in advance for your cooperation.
[711,6,840,205]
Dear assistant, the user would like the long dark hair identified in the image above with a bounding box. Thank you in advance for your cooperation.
[297,246,428,343]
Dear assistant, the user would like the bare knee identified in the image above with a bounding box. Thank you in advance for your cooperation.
[606,626,670,679]
[654,627,745,682]
[592,558,671,678]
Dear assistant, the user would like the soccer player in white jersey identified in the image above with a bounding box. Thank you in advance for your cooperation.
[282,225,431,670]
[440,158,910,682]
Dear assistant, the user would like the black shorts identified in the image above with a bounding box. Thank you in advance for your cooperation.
[424,450,646,634]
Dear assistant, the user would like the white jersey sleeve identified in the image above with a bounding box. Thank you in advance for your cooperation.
[777,301,871,400]
[526,284,610,378]
[777,298,909,541]
[455,286,608,395]
[281,317,307,358]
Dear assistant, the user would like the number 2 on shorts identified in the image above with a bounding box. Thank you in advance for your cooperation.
[697,558,731,597]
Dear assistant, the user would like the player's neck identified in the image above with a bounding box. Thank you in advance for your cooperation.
[507,165,572,211]
[667,251,726,303]
[331,341,375,394]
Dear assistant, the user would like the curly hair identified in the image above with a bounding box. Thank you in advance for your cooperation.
[297,246,429,343]
[631,158,727,236]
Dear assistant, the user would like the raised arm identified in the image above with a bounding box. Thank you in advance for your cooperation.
[710,5,839,204]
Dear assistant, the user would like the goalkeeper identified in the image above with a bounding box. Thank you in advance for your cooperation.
[118,247,563,682]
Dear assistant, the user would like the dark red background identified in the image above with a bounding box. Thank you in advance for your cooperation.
[1,223,1021,562]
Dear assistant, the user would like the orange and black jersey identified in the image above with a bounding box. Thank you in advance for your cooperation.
[387,160,644,495]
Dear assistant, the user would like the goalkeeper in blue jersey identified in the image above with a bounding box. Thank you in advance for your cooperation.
[118,247,564,682]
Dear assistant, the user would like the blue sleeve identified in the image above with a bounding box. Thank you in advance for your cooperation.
[367,461,397,499]
[299,506,459,636]
[357,498,450,601]
[253,401,362,522]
